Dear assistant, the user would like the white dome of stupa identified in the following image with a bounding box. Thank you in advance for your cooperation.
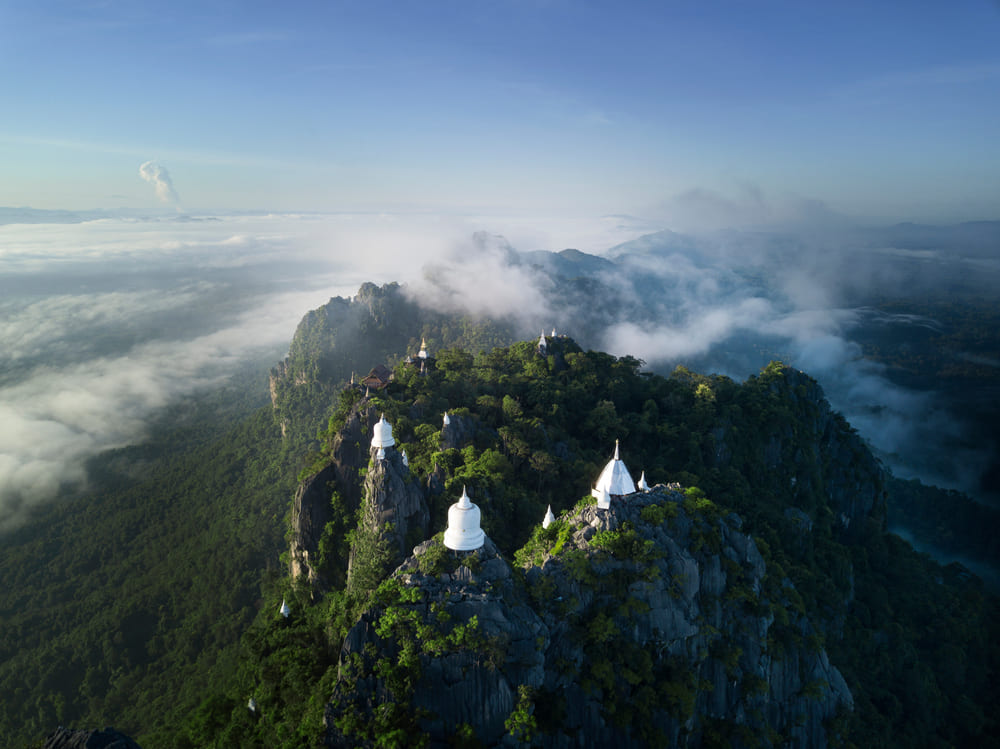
[591,440,635,501]
[542,505,556,528]
[443,486,485,551]
[371,414,395,449]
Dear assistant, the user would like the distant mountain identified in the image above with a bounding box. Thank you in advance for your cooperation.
[0,206,100,224]
[859,221,1000,257]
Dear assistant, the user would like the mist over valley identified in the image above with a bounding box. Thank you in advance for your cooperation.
[2,211,997,541]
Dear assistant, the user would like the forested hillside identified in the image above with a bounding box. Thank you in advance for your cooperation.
[187,333,999,747]
[4,283,998,748]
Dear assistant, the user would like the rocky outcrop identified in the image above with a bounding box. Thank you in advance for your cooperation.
[288,462,339,587]
[326,488,852,748]
[289,402,379,590]
[42,726,142,749]
[440,411,478,450]
[345,440,430,593]
[358,445,428,561]
[327,537,546,747]
[711,365,886,542]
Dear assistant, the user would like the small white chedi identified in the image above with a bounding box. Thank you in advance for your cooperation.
[542,505,556,528]
[371,414,395,461]
[443,486,485,551]
[371,414,395,449]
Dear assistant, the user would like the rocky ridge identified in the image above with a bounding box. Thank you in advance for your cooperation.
[325,485,852,748]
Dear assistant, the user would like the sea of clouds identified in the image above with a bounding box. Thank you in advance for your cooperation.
[0,211,995,531]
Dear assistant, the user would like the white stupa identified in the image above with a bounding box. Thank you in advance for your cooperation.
[538,331,548,351]
[637,471,649,492]
[401,450,409,468]
[279,599,290,618]
[542,505,556,528]
[443,411,451,426]
[551,328,557,337]
[247,697,257,713]
[443,486,485,551]
[371,414,395,449]
[591,440,636,504]
[418,337,429,359]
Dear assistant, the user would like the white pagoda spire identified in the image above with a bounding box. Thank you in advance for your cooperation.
[418,337,429,359]
[538,331,548,351]
[279,599,290,618]
[443,411,451,426]
[542,505,556,528]
[591,439,636,502]
[371,414,395,449]
[637,471,649,492]
[443,486,485,551]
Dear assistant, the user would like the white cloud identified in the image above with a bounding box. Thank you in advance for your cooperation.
[139,161,180,204]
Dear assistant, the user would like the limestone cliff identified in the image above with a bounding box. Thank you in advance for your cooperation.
[708,365,886,541]
[42,726,143,749]
[325,486,852,748]
[346,442,429,592]
[288,402,379,590]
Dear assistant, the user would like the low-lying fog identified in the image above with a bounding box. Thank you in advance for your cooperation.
[1,211,997,533]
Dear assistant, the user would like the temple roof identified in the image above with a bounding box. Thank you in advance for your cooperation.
[361,363,392,389]
[593,440,635,497]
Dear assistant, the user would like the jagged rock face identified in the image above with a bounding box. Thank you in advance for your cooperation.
[42,726,143,749]
[326,489,852,748]
[440,412,477,451]
[357,446,429,561]
[329,405,377,515]
[712,367,886,541]
[289,402,378,589]
[528,494,851,749]
[288,462,338,587]
[327,538,547,748]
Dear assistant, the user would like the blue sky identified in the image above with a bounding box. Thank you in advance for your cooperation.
[1,0,998,223]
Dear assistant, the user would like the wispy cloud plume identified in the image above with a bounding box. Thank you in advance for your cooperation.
[139,161,181,205]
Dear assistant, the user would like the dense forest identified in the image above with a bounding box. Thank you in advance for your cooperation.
[2,283,998,747]
[188,333,998,746]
